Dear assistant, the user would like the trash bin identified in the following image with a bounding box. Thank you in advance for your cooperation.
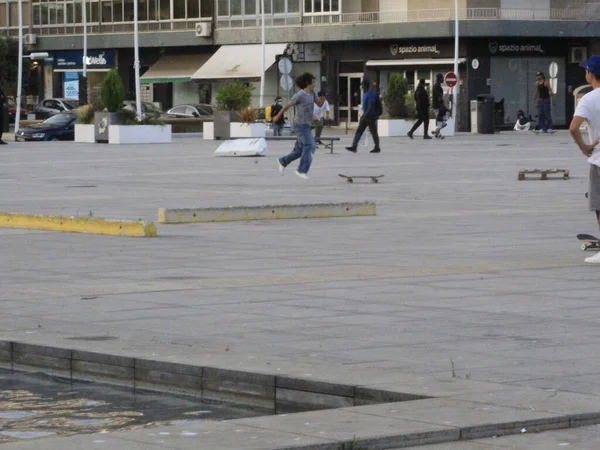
[476,94,495,134]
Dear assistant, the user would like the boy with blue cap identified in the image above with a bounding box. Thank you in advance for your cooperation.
[569,55,600,263]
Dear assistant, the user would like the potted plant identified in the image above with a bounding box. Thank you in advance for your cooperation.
[75,104,96,143]
[229,105,266,138]
[109,108,172,144]
[210,82,257,140]
[95,69,124,143]
[378,73,413,137]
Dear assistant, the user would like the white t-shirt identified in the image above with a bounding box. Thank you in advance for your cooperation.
[313,100,330,120]
[574,87,600,165]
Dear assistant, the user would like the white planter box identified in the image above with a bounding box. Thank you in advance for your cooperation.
[203,122,215,140]
[74,124,95,143]
[378,118,455,137]
[230,123,266,138]
[109,124,172,144]
[377,119,414,137]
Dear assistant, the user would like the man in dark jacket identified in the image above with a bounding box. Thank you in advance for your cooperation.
[407,78,432,140]
[271,97,285,136]
[346,79,381,153]
[432,73,444,117]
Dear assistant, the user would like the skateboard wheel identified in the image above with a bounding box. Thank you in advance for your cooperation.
[582,244,588,251]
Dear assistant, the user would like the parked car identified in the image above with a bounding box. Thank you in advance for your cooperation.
[165,104,213,119]
[7,98,30,123]
[35,98,79,116]
[122,101,161,120]
[15,112,77,142]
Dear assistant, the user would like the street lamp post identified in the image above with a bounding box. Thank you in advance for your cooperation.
[83,0,87,78]
[259,0,266,109]
[133,0,142,121]
[452,0,459,132]
[15,0,23,134]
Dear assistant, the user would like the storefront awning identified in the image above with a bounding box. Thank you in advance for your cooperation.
[191,44,288,82]
[366,58,467,67]
[140,53,212,84]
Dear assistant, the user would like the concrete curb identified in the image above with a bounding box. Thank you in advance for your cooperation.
[158,202,377,223]
[0,212,157,237]
[2,340,600,450]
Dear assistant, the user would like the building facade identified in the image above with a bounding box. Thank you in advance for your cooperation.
[2,0,599,130]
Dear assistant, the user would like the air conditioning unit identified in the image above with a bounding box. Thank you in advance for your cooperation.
[24,34,37,45]
[195,22,212,38]
[569,46,587,63]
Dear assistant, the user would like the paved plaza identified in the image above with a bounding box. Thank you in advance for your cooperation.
[1,130,600,448]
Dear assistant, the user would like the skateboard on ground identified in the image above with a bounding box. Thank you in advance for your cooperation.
[577,234,600,251]
[338,174,384,183]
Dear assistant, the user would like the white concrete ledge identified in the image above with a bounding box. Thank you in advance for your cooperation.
[158,202,376,223]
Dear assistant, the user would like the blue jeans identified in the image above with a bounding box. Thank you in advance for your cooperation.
[273,123,283,136]
[279,124,315,174]
[537,98,553,131]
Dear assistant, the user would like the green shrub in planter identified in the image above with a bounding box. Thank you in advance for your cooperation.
[384,73,409,119]
[215,82,254,111]
[101,69,125,113]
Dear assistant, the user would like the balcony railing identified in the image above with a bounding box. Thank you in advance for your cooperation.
[2,5,599,37]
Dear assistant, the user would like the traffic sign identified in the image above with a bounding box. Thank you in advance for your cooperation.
[445,72,458,88]
[278,57,292,75]
[280,74,294,91]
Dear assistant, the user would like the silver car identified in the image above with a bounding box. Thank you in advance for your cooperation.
[166,104,213,118]
[35,98,79,116]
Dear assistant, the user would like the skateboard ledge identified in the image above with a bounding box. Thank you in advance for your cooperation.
[0,212,157,237]
[158,202,376,223]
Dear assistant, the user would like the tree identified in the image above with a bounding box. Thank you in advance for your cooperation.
[0,37,32,101]
[101,69,125,112]
[384,73,409,119]
[215,82,254,111]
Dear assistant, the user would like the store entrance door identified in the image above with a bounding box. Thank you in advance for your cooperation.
[338,73,363,129]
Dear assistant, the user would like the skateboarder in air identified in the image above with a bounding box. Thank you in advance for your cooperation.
[273,73,325,180]
[569,55,600,263]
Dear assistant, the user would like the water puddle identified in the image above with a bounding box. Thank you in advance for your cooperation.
[0,369,272,443]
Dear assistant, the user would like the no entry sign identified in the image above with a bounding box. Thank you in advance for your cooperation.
[445,72,458,88]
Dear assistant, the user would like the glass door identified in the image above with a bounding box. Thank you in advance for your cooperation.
[338,73,363,129]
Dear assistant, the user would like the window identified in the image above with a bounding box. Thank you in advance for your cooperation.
[244,0,255,15]
[187,0,200,18]
[174,0,186,18]
[231,0,241,15]
[101,0,112,22]
[304,0,338,13]
[218,0,228,16]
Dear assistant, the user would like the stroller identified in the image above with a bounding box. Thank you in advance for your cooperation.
[513,109,533,131]
[433,104,450,139]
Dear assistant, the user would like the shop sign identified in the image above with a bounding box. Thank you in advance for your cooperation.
[53,50,117,69]
[63,72,82,99]
[487,41,545,55]
[390,44,441,57]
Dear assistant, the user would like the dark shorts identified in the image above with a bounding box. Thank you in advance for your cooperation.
[590,164,600,211]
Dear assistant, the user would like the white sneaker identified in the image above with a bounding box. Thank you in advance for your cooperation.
[548,129,556,134]
[585,251,600,264]
[277,159,285,175]
[295,171,310,181]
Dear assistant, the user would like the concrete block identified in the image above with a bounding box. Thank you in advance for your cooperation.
[276,376,354,397]
[0,212,157,237]
[355,386,429,405]
[135,369,202,395]
[158,201,376,223]
[0,341,11,363]
[72,360,134,383]
[12,352,71,372]
[275,387,354,413]
[202,367,275,409]
[134,359,203,377]
[72,350,134,368]
[12,342,71,359]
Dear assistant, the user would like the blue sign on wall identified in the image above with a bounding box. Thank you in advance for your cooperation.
[51,50,117,69]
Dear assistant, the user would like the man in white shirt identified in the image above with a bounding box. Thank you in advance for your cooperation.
[312,91,330,146]
[569,55,600,263]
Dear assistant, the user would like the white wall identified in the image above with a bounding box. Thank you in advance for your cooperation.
[379,0,407,12]
[173,82,200,106]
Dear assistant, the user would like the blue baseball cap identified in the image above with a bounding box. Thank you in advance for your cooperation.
[579,55,600,74]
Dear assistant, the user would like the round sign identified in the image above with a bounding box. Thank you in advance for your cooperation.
[549,61,558,78]
[471,58,480,70]
[278,57,292,75]
[445,72,458,88]
[280,74,294,91]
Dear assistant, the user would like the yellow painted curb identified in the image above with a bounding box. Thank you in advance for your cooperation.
[0,213,157,237]
[158,202,376,223]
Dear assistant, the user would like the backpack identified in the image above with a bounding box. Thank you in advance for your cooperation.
[374,95,383,116]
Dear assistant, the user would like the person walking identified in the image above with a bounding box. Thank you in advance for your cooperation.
[313,91,330,145]
[408,79,432,140]
[569,56,600,263]
[0,88,6,145]
[345,79,381,153]
[273,73,325,180]
[533,71,556,134]
[270,97,285,136]
[431,73,446,138]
